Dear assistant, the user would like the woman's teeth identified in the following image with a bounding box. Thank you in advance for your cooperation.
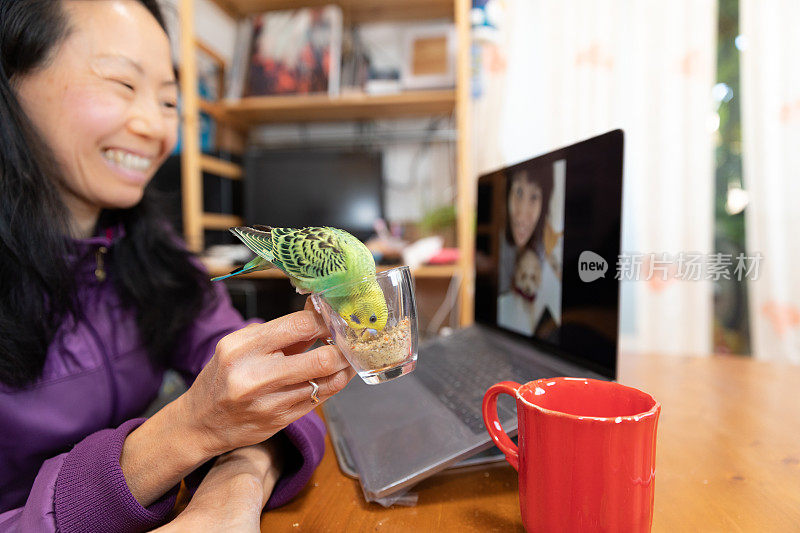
[102,149,152,172]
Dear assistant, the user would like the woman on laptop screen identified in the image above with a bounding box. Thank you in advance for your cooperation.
[497,160,566,337]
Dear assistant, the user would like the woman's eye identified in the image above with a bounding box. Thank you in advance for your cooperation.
[116,80,134,91]
[162,101,178,110]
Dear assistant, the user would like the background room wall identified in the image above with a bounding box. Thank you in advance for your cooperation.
[471,0,719,356]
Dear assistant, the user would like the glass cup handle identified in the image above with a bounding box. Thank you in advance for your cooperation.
[482,381,521,471]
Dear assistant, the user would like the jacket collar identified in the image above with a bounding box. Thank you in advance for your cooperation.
[70,222,126,250]
[68,222,126,282]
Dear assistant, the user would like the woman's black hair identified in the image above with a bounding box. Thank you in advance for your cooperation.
[0,0,213,388]
[504,162,555,251]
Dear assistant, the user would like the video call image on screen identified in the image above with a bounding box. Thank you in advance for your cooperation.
[497,159,566,339]
[474,130,622,379]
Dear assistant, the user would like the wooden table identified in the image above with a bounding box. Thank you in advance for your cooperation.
[260,353,800,531]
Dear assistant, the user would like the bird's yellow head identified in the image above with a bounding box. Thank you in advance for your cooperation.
[338,283,389,334]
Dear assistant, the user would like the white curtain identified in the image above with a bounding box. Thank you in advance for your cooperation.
[741,1,800,364]
[472,0,718,355]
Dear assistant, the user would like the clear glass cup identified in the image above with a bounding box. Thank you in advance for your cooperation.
[311,266,418,384]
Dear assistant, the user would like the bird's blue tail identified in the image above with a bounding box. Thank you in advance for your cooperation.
[211,256,270,281]
[210,269,245,282]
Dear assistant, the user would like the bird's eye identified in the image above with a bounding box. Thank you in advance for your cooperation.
[369,314,377,323]
[350,314,361,324]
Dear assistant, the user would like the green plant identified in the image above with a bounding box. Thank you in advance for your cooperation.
[419,205,457,235]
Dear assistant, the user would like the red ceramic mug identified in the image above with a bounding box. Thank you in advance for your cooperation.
[483,377,661,532]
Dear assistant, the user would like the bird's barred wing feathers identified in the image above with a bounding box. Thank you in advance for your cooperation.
[277,227,347,281]
[231,226,347,281]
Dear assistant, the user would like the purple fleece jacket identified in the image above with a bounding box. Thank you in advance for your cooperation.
[0,227,326,532]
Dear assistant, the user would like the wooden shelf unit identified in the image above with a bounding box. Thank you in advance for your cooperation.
[179,0,473,319]
[209,0,454,22]
[223,90,455,124]
[199,154,243,179]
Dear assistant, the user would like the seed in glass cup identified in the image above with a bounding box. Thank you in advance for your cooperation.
[344,317,412,371]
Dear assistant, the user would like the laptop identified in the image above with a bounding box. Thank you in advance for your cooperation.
[322,130,624,502]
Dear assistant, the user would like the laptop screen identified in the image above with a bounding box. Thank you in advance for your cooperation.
[474,130,623,379]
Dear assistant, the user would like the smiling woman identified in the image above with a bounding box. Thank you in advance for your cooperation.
[14,1,179,233]
[0,0,194,394]
[0,1,348,532]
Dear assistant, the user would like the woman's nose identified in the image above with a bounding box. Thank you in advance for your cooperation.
[128,97,167,139]
[521,203,535,218]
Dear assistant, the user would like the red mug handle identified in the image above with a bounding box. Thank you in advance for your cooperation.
[482,381,521,471]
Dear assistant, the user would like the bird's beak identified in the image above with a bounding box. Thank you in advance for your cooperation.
[359,328,379,338]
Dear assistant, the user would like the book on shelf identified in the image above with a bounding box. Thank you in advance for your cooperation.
[225,5,342,100]
[225,18,255,101]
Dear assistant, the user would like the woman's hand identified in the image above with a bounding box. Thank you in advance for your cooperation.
[181,299,356,457]
[154,438,286,533]
[121,300,354,507]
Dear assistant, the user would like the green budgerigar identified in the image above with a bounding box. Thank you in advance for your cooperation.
[212,225,388,333]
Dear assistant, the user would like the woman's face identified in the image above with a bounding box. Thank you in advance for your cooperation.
[14,0,178,219]
[508,175,543,248]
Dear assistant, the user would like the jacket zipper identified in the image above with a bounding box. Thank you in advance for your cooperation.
[84,318,119,427]
[95,246,107,282]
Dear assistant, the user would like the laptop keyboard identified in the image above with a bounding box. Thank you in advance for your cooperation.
[415,329,556,434]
